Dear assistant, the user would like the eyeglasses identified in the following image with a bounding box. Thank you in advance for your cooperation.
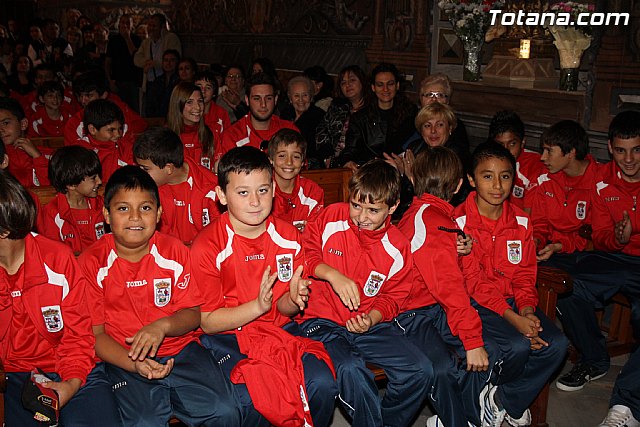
[421,92,449,99]
[227,74,242,80]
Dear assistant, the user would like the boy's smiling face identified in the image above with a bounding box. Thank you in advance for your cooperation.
[216,169,274,234]
[40,91,63,111]
[89,120,123,143]
[103,187,161,254]
[609,136,640,182]
[349,195,396,231]
[0,109,27,146]
[73,174,102,198]
[468,156,514,212]
[271,143,304,183]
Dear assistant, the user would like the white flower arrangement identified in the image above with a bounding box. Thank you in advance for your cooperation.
[438,0,505,42]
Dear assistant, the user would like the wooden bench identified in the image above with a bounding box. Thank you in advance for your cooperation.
[301,168,352,205]
[31,136,65,149]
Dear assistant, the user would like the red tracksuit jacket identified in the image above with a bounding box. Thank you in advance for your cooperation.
[28,104,73,138]
[0,233,95,384]
[219,115,297,159]
[592,161,640,256]
[66,133,134,183]
[192,213,305,328]
[511,150,545,211]
[5,143,51,188]
[272,175,324,231]
[158,159,221,245]
[455,193,538,315]
[179,124,217,171]
[398,194,484,350]
[80,232,201,357]
[530,156,601,253]
[37,193,106,254]
[204,103,231,140]
[300,203,413,324]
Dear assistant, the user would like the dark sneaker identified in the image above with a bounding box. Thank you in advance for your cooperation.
[556,362,607,391]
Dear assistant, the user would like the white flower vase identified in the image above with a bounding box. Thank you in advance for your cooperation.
[459,35,484,82]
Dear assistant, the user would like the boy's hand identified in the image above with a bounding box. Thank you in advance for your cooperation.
[13,137,41,158]
[536,242,562,261]
[257,265,278,314]
[126,323,166,361]
[345,313,373,333]
[466,347,489,372]
[41,378,81,408]
[508,313,539,337]
[289,265,310,311]
[134,358,174,380]
[327,270,360,311]
[615,211,632,245]
[520,310,543,333]
[529,335,549,350]
[457,234,473,256]
[343,161,359,172]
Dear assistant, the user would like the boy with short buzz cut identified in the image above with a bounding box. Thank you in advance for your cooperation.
[268,128,324,232]
[0,96,51,187]
[0,169,122,427]
[555,110,640,396]
[134,126,221,245]
[69,98,134,182]
[531,120,601,262]
[192,146,338,427]
[29,80,73,137]
[396,146,488,427]
[37,145,105,254]
[80,165,240,426]
[455,142,568,427]
[299,159,433,427]
[489,110,544,213]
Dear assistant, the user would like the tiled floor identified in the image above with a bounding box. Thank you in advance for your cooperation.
[329,354,628,427]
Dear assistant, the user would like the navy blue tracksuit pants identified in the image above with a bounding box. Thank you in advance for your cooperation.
[610,346,640,419]
[552,251,640,372]
[395,305,486,427]
[475,300,569,419]
[301,318,433,427]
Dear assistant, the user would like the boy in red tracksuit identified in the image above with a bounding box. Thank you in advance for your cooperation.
[67,99,134,183]
[268,129,324,232]
[530,120,602,261]
[396,147,488,427]
[489,110,544,213]
[134,127,221,245]
[555,111,640,394]
[455,142,568,427]
[0,97,51,188]
[80,165,239,426]
[37,146,105,254]
[193,146,337,427]
[195,70,231,141]
[64,71,147,144]
[0,169,121,427]
[28,81,73,138]
[219,73,297,161]
[299,159,433,427]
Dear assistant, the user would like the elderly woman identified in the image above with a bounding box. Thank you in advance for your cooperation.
[216,65,247,123]
[280,75,325,169]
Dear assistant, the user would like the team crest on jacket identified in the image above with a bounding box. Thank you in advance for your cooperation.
[276,254,294,282]
[507,240,522,264]
[512,185,524,198]
[41,305,63,332]
[576,201,587,220]
[154,278,172,307]
[95,222,105,239]
[364,271,386,297]
[202,208,210,227]
[201,156,211,170]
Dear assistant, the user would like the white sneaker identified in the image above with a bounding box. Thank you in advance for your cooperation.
[479,384,506,427]
[505,408,531,426]
[598,405,640,427]
[426,414,477,427]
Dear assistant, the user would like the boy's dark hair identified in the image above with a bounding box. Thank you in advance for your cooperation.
[0,169,37,239]
[349,159,400,208]
[83,99,124,134]
[489,110,525,141]
[246,72,276,95]
[413,147,463,202]
[194,70,220,94]
[48,146,102,193]
[0,96,26,121]
[268,129,307,160]
[104,165,160,211]
[608,111,640,141]
[471,141,517,176]
[134,127,184,169]
[217,146,272,192]
[541,120,589,160]
[72,70,108,97]
[37,80,65,99]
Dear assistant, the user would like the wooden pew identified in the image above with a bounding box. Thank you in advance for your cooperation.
[301,168,352,204]
[31,136,65,149]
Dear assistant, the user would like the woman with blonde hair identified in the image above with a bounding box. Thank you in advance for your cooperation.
[167,82,215,170]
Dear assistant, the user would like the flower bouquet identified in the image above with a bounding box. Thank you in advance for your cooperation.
[438,0,505,81]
